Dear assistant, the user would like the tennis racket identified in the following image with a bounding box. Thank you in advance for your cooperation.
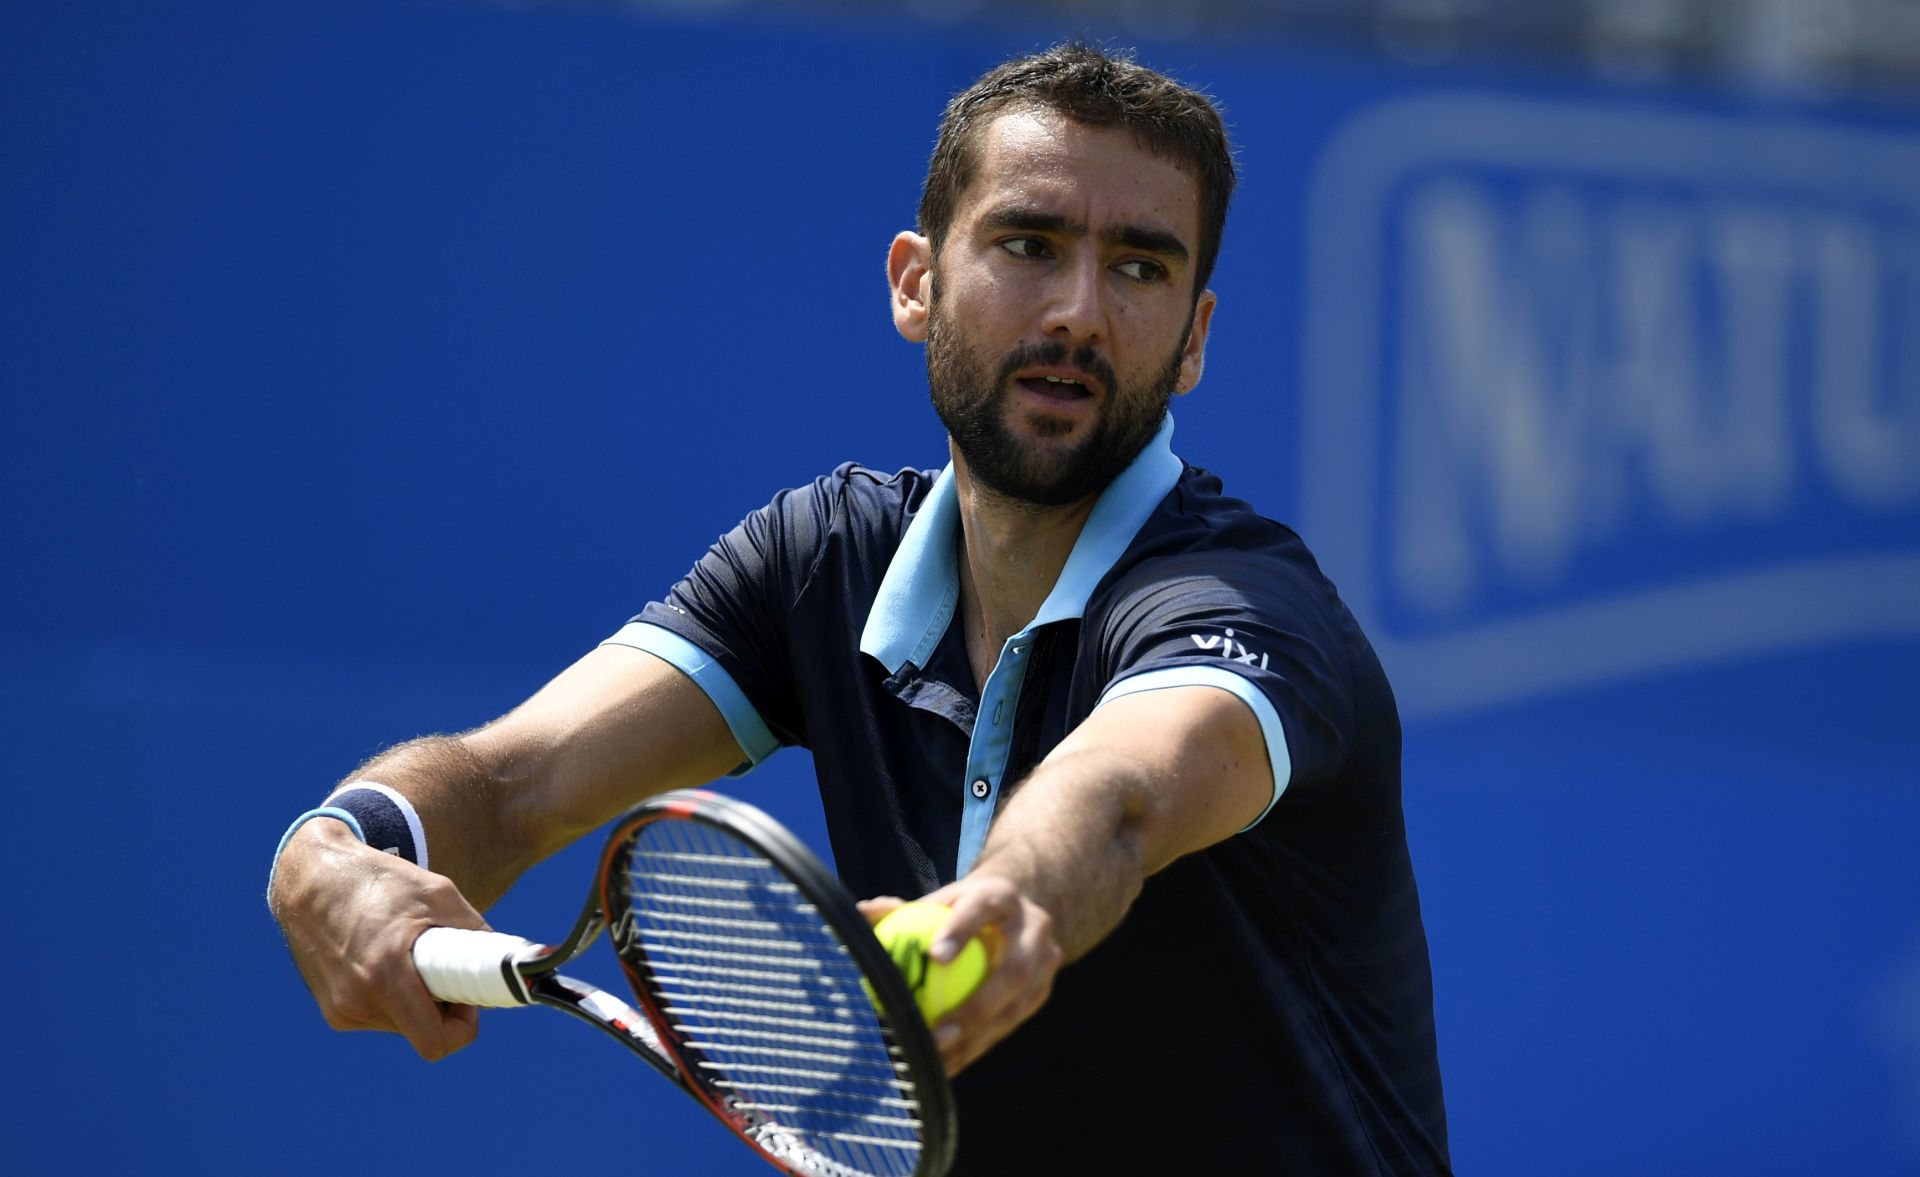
[411,788,956,1177]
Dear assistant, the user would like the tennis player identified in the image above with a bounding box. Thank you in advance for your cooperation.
[270,44,1450,1174]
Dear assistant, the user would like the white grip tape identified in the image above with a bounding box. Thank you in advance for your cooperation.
[412,927,540,1008]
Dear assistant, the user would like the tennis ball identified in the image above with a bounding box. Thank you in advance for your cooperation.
[872,902,988,1024]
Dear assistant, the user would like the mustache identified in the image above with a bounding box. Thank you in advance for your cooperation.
[994,340,1116,396]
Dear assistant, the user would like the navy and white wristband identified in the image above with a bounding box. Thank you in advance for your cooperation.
[321,782,430,869]
[268,781,430,895]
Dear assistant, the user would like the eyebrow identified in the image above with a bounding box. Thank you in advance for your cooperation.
[979,204,1191,266]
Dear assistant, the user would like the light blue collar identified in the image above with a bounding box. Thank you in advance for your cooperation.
[859,414,1184,673]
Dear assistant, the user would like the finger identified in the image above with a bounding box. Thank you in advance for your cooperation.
[387,971,479,1062]
[414,871,492,932]
[933,906,1058,1072]
[930,883,1019,963]
[375,929,485,1061]
[937,960,1036,1065]
[942,961,1056,1074]
[434,999,481,1053]
[939,893,1043,1011]
[857,895,906,924]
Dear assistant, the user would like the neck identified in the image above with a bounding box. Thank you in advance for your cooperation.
[950,453,1097,683]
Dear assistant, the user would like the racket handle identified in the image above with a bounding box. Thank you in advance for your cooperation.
[413,927,541,1008]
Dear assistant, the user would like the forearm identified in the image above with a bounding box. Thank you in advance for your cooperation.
[268,644,746,1060]
[265,729,530,949]
[968,685,1269,959]
[918,687,1271,1073]
[967,742,1154,963]
[326,730,537,912]
[287,645,744,908]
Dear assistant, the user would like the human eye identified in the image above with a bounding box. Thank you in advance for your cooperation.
[998,236,1051,260]
[1115,258,1168,283]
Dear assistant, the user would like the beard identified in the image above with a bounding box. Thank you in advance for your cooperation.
[925,299,1186,509]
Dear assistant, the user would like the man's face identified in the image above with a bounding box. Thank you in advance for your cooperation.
[917,110,1215,508]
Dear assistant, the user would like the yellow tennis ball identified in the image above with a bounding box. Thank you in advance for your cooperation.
[871,902,988,1024]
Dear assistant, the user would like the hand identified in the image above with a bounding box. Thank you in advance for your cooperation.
[860,873,1064,1075]
[268,819,488,1061]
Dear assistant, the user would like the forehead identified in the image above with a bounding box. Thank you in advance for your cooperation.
[958,109,1201,245]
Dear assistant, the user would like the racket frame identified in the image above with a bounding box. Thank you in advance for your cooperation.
[417,789,957,1176]
[597,791,957,1177]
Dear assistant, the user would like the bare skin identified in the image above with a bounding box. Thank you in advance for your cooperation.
[271,110,1273,1076]
[268,644,744,1059]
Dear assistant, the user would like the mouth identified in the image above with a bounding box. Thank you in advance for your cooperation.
[1012,371,1099,402]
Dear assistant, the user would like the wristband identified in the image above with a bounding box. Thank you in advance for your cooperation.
[322,782,430,871]
[266,781,430,899]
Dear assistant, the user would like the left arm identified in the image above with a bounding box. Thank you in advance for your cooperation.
[872,683,1274,1073]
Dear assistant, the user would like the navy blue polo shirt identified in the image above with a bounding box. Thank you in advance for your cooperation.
[606,416,1450,1175]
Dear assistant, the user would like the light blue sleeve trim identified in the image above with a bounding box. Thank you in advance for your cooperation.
[266,806,364,898]
[1097,665,1292,829]
[601,621,781,771]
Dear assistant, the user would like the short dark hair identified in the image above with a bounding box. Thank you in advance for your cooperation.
[917,43,1236,297]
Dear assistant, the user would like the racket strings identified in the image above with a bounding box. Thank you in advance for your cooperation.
[662,989,865,1021]
[640,926,854,961]
[619,825,926,1177]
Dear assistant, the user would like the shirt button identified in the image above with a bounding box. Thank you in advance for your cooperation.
[970,779,990,800]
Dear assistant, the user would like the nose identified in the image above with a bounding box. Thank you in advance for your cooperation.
[1041,252,1106,344]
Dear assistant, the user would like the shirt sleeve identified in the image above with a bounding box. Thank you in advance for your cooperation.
[1091,549,1356,822]
[601,471,846,771]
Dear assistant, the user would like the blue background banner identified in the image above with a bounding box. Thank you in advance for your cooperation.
[4,3,1915,1173]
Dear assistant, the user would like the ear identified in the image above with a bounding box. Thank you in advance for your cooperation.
[1174,290,1217,395]
[888,231,934,343]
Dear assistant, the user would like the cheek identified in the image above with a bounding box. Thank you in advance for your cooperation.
[946,273,1029,334]
[1113,304,1188,360]
[1101,279,1180,335]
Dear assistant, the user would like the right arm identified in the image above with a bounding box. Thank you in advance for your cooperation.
[267,641,747,1060]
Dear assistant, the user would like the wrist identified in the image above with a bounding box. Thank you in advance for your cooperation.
[266,781,430,904]
[284,813,365,851]
[265,814,359,915]
[321,782,429,870]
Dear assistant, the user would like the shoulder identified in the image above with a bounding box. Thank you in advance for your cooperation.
[822,461,942,517]
[1083,465,1385,711]
[1080,467,1398,805]
[785,462,943,555]
[749,462,940,536]
[735,462,945,606]
[1095,465,1342,624]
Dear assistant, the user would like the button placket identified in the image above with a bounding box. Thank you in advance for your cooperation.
[954,632,1037,875]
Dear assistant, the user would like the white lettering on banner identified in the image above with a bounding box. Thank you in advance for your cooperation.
[1392,183,1917,615]
[1300,96,1920,716]
[1813,219,1920,506]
